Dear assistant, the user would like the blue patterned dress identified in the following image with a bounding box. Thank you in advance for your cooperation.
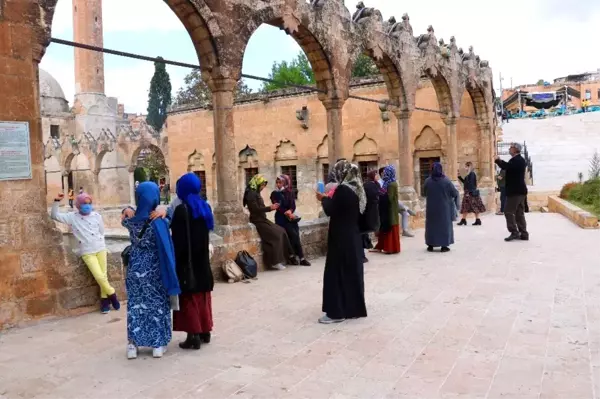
[123,218,172,348]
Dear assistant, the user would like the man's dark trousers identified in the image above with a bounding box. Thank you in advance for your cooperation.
[504,195,527,234]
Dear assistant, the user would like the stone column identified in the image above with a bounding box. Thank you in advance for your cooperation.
[128,170,136,205]
[478,121,493,187]
[210,78,243,225]
[0,18,67,327]
[443,116,459,183]
[394,110,418,203]
[323,99,345,165]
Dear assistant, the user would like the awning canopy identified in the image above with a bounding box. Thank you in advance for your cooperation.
[503,86,581,110]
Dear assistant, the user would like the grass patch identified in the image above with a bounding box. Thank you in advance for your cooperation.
[567,198,600,218]
[561,177,600,217]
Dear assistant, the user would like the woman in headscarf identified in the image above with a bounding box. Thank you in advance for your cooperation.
[270,175,311,266]
[360,170,381,262]
[315,159,367,324]
[170,173,215,350]
[458,161,486,226]
[243,174,296,270]
[372,165,401,254]
[121,182,180,359]
[423,162,460,252]
[51,191,120,314]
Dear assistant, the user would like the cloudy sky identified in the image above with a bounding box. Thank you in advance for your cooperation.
[40,0,600,114]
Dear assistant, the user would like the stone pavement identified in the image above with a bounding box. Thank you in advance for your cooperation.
[1,213,599,399]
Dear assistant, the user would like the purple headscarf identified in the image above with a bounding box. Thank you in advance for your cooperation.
[431,162,445,181]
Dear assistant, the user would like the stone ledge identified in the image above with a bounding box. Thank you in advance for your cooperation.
[547,195,599,229]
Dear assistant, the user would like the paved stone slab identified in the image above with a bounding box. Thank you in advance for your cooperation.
[1,213,599,399]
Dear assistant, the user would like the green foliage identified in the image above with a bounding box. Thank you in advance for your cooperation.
[146,57,172,132]
[560,182,578,199]
[536,79,545,85]
[566,177,600,216]
[262,53,315,91]
[173,69,253,107]
[133,167,148,183]
[139,149,169,182]
[352,54,379,78]
[589,150,600,180]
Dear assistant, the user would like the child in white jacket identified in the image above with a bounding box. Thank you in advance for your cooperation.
[51,192,120,314]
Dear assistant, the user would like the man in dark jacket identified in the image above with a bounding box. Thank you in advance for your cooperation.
[495,143,529,241]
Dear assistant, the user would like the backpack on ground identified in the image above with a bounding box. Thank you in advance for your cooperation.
[234,250,258,279]
[222,260,244,283]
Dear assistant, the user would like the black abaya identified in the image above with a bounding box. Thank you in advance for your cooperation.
[321,184,367,320]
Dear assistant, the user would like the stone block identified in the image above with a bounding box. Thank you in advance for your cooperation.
[14,275,48,299]
[58,286,100,310]
[0,301,20,329]
[26,293,57,317]
[548,195,599,229]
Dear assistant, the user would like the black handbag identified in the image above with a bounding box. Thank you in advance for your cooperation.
[179,204,198,292]
[234,250,258,279]
[121,219,151,267]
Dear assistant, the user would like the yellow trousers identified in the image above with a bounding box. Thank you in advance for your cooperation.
[81,250,115,299]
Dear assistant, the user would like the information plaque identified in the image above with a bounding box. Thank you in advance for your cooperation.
[0,121,32,181]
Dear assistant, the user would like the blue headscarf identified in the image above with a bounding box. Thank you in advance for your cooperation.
[431,162,445,181]
[133,182,180,296]
[176,173,214,231]
[381,165,396,191]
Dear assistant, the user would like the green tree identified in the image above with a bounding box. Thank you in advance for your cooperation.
[139,148,169,183]
[536,79,545,85]
[146,57,172,132]
[352,54,379,78]
[262,53,315,91]
[173,69,253,107]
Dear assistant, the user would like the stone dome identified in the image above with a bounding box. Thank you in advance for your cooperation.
[39,68,69,114]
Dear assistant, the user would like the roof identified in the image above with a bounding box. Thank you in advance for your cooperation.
[39,68,67,100]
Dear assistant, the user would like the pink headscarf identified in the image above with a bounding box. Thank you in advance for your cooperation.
[75,192,92,209]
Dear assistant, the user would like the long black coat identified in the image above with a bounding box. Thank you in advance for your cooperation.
[495,155,528,197]
[321,184,367,320]
[170,204,214,294]
[360,181,380,233]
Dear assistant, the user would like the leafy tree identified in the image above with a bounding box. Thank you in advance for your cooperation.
[536,79,545,85]
[133,167,148,183]
[146,57,172,132]
[590,150,600,180]
[352,54,379,78]
[173,69,253,107]
[138,148,169,183]
[262,53,315,91]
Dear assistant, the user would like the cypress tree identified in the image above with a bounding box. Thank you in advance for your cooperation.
[146,57,172,132]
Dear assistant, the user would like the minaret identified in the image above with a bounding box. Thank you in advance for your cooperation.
[73,0,105,95]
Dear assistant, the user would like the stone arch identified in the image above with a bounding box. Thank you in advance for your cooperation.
[413,126,443,197]
[422,69,455,117]
[130,144,165,169]
[317,135,328,160]
[238,145,259,166]
[237,5,338,97]
[274,139,298,161]
[353,133,378,158]
[187,150,205,172]
[414,126,442,152]
[465,81,490,122]
[96,149,130,206]
[40,0,220,72]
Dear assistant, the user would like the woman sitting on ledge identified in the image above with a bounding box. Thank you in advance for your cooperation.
[244,174,296,271]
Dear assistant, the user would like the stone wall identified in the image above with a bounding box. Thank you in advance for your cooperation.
[168,80,481,220]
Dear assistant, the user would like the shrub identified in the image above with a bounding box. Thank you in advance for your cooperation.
[560,182,579,199]
[580,178,600,205]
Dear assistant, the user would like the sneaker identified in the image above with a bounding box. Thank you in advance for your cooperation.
[299,258,311,266]
[127,344,138,360]
[152,346,167,358]
[318,315,345,324]
[108,293,120,311]
[272,263,286,271]
[402,231,415,238]
[100,298,110,314]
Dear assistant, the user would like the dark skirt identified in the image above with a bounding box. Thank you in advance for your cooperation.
[374,225,401,254]
[461,193,486,214]
[173,292,213,334]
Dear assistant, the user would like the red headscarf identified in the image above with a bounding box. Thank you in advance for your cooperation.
[75,192,92,209]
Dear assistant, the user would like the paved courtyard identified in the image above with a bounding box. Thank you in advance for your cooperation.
[1,213,599,399]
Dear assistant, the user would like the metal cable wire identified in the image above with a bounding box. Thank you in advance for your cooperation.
[49,37,478,120]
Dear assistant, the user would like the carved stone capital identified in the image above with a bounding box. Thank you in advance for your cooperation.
[321,98,346,111]
[206,77,238,93]
[442,115,458,126]
[392,108,412,120]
